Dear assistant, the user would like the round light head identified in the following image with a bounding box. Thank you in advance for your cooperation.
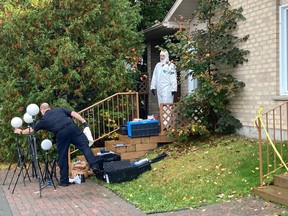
[41,139,52,151]
[11,117,23,128]
[23,113,33,124]
[27,104,39,116]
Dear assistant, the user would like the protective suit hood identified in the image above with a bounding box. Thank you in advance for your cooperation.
[160,50,169,64]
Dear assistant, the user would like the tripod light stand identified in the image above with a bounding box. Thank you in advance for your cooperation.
[12,104,44,197]
[40,139,57,189]
[23,113,38,179]
[27,104,43,197]
[10,112,38,195]
[3,117,31,188]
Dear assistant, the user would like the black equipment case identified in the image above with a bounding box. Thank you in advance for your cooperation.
[94,152,121,180]
[96,153,167,183]
[103,160,151,183]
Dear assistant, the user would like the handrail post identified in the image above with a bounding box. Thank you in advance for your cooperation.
[136,92,139,118]
[257,117,264,187]
[160,103,164,134]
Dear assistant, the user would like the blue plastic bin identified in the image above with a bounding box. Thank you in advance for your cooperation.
[127,120,159,138]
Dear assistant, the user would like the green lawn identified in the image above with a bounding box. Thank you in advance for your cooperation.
[96,134,272,213]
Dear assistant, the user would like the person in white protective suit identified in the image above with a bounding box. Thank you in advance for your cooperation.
[150,49,177,107]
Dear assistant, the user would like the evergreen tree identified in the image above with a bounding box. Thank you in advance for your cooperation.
[131,0,175,30]
[0,0,143,160]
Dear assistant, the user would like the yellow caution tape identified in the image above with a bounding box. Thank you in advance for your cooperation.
[254,106,288,171]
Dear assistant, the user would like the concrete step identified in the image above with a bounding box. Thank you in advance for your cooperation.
[74,134,176,164]
[118,134,177,144]
[274,172,288,188]
[102,134,176,162]
[253,185,288,206]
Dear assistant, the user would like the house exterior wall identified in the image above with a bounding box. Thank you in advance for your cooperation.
[224,0,284,138]
[147,0,288,138]
[182,0,286,138]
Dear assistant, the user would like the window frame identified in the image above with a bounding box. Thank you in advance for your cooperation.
[280,4,288,95]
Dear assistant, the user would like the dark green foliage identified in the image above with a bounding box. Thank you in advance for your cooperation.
[165,0,249,136]
[215,110,242,134]
[131,0,175,30]
[0,0,143,161]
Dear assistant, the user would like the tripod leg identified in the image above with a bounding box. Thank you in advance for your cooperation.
[11,144,31,193]
[41,152,50,184]
[45,160,56,189]
[23,157,32,181]
[17,145,32,185]
[50,157,59,184]
[22,162,31,183]
[31,135,42,197]
[2,149,16,185]
[8,158,21,190]
[29,144,37,179]
[40,153,58,190]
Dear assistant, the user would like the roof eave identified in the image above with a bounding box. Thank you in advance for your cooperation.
[142,23,179,41]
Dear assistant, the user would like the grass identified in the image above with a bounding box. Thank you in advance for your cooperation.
[96,134,275,213]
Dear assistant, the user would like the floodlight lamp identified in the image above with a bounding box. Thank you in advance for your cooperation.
[41,139,52,151]
[27,103,39,116]
[11,117,23,128]
[23,113,33,124]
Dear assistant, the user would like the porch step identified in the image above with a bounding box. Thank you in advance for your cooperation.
[253,185,288,206]
[76,147,101,161]
[75,134,176,163]
[253,173,288,206]
[274,172,288,188]
[117,134,177,144]
[104,134,176,162]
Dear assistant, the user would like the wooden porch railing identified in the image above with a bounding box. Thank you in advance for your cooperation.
[159,103,179,134]
[70,92,139,154]
[255,102,288,186]
[159,102,198,134]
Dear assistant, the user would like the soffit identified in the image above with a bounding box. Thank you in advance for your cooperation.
[143,0,198,41]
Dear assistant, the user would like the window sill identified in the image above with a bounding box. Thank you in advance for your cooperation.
[273,96,288,101]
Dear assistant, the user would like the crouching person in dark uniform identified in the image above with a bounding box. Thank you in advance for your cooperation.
[14,103,100,186]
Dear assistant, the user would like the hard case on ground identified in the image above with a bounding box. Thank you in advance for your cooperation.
[96,153,167,183]
[102,160,151,183]
[95,152,121,179]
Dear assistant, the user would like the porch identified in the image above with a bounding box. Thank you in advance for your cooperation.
[253,102,288,206]
[71,92,180,164]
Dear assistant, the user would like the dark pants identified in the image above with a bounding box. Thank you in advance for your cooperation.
[56,123,98,184]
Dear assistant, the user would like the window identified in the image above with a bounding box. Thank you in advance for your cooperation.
[280,5,288,95]
[188,70,198,93]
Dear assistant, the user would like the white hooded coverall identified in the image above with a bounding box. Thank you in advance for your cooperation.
[150,50,177,107]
